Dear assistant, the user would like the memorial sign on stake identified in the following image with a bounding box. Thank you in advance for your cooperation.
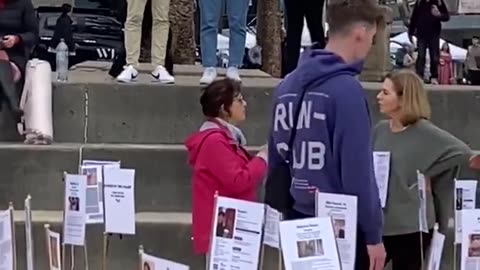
[455,180,478,244]
[25,195,34,270]
[373,151,391,208]
[103,167,136,235]
[279,217,341,270]
[316,191,358,270]
[102,166,135,270]
[80,160,120,224]
[461,209,480,270]
[45,224,62,270]
[138,245,190,270]
[63,174,87,246]
[0,204,15,270]
[207,195,265,270]
[426,223,445,270]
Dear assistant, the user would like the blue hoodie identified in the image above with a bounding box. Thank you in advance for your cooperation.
[268,48,383,245]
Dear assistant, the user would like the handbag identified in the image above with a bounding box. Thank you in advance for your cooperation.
[264,74,312,215]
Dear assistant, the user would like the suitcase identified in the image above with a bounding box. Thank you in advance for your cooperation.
[17,59,53,145]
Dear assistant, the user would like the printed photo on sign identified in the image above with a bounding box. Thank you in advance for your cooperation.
[297,239,324,258]
[69,197,80,211]
[333,218,346,239]
[141,251,189,270]
[468,234,480,257]
[208,196,265,270]
[215,207,235,239]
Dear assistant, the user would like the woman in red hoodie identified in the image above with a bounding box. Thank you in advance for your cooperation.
[185,78,268,258]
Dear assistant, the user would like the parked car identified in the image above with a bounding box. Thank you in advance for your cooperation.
[33,6,123,70]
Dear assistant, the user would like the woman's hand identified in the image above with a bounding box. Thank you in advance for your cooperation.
[1,35,19,49]
[469,155,480,170]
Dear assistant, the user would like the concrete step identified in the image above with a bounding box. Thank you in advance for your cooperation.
[0,143,478,212]
[12,210,283,270]
[12,211,459,270]
[0,67,479,146]
[0,143,261,212]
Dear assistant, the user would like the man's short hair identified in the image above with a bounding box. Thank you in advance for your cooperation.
[327,0,384,35]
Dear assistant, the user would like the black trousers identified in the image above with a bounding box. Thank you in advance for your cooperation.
[286,208,370,270]
[468,69,480,85]
[283,0,326,77]
[383,231,433,270]
[416,35,440,80]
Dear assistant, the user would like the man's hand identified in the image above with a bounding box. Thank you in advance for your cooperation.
[367,243,387,270]
[1,35,19,49]
[431,5,442,17]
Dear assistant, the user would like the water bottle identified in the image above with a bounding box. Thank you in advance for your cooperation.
[56,38,69,82]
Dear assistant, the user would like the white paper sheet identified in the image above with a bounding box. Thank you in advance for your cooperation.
[316,192,357,270]
[373,151,391,208]
[280,217,342,270]
[104,167,136,235]
[461,209,480,270]
[426,225,445,270]
[141,252,190,270]
[63,174,87,246]
[0,209,14,270]
[47,229,61,270]
[25,196,34,270]
[208,196,265,270]
[417,171,428,233]
[455,180,478,244]
[263,206,281,249]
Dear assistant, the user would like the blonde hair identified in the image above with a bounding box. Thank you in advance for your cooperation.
[385,69,431,126]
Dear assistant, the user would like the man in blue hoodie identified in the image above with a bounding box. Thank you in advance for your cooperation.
[267,0,386,269]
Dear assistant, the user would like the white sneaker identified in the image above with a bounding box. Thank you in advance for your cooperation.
[226,67,241,82]
[152,65,175,84]
[116,65,139,83]
[200,67,217,85]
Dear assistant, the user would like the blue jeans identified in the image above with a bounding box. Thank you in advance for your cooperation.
[199,0,250,68]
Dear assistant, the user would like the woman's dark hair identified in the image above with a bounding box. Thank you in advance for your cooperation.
[61,4,72,14]
[200,78,242,118]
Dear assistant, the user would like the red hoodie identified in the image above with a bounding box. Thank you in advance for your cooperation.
[185,119,267,255]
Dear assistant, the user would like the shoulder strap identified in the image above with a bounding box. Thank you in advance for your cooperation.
[285,77,318,162]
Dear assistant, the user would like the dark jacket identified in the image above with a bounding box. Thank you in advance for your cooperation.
[408,0,449,39]
[0,0,38,75]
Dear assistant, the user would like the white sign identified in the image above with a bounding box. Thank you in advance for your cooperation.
[80,160,120,224]
[25,196,34,270]
[461,209,480,270]
[279,217,341,270]
[141,252,190,270]
[316,192,357,270]
[458,0,480,14]
[418,171,428,233]
[0,209,14,270]
[104,167,136,235]
[373,151,390,208]
[63,174,87,246]
[208,196,265,270]
[455,180,478,244]
[263,206,282,249]
[426,224,445,270]
[46,228,62,270]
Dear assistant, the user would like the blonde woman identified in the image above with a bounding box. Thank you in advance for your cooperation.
[374,69,478,270]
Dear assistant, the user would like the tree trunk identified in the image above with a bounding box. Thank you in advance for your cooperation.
[169,0,196,64]
[256,0,282,77]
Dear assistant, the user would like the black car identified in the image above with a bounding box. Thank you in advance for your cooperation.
[34,6,123,70]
